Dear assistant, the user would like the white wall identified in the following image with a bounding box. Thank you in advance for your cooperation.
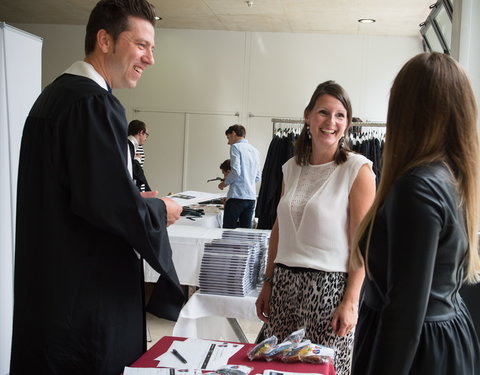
[16,23,422,196]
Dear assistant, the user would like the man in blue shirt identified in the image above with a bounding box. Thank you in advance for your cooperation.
[218,124,260,228]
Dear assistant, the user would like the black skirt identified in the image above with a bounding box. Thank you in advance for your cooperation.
[352,299,480,374]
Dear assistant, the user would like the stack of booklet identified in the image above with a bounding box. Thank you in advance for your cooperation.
[221,230,269,286]
[199,231,269,296]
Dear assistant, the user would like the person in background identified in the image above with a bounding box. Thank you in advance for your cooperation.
[218,159,231,204]
[218,124,260,228]
[351,52,480,374]
[128,119,151,191]
[10,0,184,374]
[255,80,376,375]
[220,158,231,180]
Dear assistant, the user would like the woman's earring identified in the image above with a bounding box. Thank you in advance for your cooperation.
[306,125,311,140]
[339,136,345,149]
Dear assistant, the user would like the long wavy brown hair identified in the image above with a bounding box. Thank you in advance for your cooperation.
[351,52,480,283]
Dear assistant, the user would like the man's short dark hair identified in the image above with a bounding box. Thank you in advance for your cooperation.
[225,124,246,137]
[128,119,147,136]
[220,159,231,172]
[85,0,156,55]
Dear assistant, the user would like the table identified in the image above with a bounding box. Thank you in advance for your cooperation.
[173,290,261,343]
[168,190,226,206]
[175,211,223,228]
[129,336,336,375]
[144,225,224,285]
[144,226,271,286]
[144,190,225,285]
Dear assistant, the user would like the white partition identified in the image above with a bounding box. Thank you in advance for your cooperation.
[0,23,42,374]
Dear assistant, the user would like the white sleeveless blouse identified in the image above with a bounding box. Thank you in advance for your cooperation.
[275,153,373,272]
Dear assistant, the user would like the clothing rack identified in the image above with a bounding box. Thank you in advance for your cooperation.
[271,118,304,124]
[272,118,386,134]
[352,121,385,127]
[271,118,304,134]
[351,122,386,129]
[350,122,386,139]
[272,118,386,126]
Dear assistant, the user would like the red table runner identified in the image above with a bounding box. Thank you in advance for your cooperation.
[130,336,335,375]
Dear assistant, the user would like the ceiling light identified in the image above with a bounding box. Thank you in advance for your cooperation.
[358,18,376,24]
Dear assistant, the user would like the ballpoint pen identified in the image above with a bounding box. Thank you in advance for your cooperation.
[171,348,188,364]
[207,177,224,182]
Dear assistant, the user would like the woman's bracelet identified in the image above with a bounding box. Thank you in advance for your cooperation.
[262,275,274,284]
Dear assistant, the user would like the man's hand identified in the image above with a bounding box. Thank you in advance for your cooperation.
[218,181,226,190]
[140,190,159,199]
[160,197,182,226]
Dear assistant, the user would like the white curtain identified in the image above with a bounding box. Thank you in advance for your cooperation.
[0,23,42,374]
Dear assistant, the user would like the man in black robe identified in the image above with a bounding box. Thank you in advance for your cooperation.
[128,119,152,192]
[10,1,185,374]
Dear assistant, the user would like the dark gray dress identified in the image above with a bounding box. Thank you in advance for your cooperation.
[352,162,480,374]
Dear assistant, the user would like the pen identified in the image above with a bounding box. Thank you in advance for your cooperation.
[171,348,188,364]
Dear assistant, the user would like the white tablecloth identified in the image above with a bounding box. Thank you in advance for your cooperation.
[144,222,271,286]
[172,290,261,341]
[174,211,223,228]
[144,225,224,285]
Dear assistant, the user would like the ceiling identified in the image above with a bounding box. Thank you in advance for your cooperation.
[1,0,434,37]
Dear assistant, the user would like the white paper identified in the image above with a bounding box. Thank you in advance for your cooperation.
[123,368,204,375]
[167,191,225,207]
[263,370,326,375]
[155,339,243,370]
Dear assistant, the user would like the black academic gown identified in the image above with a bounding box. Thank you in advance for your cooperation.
[10,74,185,375]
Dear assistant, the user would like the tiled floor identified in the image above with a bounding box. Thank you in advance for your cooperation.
[146,313,263,349]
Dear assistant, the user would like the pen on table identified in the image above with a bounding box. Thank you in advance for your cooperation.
[171,348,188,364]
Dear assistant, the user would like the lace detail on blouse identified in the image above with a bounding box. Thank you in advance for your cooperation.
[291,162,337,229]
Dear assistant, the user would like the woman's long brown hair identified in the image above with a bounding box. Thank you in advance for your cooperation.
[351,52,480,283]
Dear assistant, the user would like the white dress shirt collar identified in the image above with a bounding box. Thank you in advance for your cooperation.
[64,61,109,92]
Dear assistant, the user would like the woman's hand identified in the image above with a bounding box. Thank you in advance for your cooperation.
[255,282,273,323]
[331,300,358,336]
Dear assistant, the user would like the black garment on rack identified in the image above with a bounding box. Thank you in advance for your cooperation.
[256,133,296,229]
[349,132,384,185]
[256,126,384,229]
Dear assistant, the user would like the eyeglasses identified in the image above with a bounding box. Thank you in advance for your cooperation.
[144,131,149,138]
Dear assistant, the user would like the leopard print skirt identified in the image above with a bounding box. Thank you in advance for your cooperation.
[262,265,355,375]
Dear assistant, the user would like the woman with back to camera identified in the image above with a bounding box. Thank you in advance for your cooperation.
[255,80,376,375]
[351,52,480,374]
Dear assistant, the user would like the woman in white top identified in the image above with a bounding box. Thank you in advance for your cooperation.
[255,80,376,375]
